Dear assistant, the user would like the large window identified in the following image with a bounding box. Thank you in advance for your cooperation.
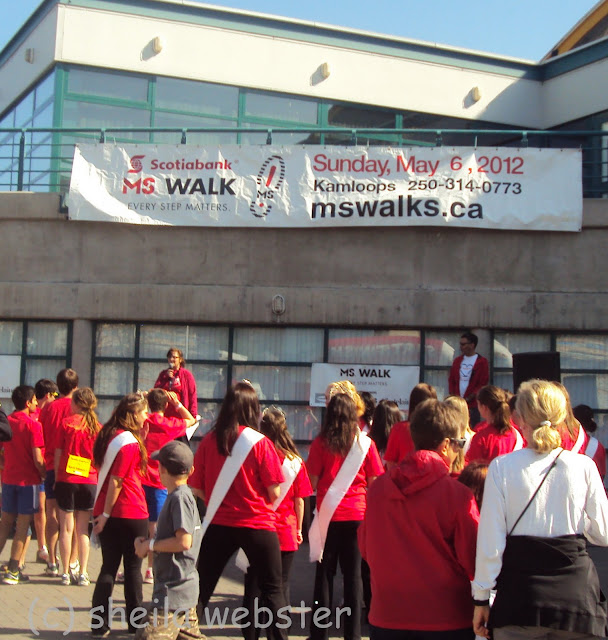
[0,320,71,411]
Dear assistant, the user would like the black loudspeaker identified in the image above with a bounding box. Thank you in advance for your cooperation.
[512,352,561,392]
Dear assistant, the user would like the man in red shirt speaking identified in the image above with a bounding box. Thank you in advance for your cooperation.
[448,332,489,427]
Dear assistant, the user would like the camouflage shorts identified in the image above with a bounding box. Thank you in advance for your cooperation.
[134,606,203,640]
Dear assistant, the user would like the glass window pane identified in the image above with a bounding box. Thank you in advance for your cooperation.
[32,102,53,129]
[494,332,551,368]
[329,330,420,365]
[190,364,227,399]
[187,327,229,360]
[0,322,23,354]
[262,405,322,442]
[137,361,167,391]
[62,101,151,139]
[327,103,395,128]
[96,324,135,358]
[35,72,55,110]
[244,91,317,124]
[234,328,324,362]
[96,398,118,425]
[95,361,134,395]
[424,332,461,366]
[232,365,310,402]
[155,78,238,117]
[15,91,34,127]
[139,326,188,359]
[492,371,513,394]
[557,335,608,370]
[26,322,67,356]
[24,358,66,386]
[193,402,221,443]
[563,373,608,409]
[153,112,237,145]
[68,68,148,102]
[422,369,449,403]
[239,128,320,145]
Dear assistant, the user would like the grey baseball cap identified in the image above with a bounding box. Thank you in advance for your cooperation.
[151,440,194,475]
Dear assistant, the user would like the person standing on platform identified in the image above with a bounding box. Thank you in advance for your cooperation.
[154,348,198,420]
[448,332,489,428]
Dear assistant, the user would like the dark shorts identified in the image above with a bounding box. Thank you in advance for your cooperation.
[1,484,40,515]
[55,482,95,512]
[143,485,168,522]
[44,469,56,500]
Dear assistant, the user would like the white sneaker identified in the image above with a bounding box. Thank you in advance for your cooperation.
[144,568,154,584]
[79,572,90,586]
[61,573,71,586]
[69,561,80,585]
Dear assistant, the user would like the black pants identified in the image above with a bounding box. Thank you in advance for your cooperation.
[243,550,296,640]
[310,520,363,640]
[197,524,288,640]
[92,517,148,633]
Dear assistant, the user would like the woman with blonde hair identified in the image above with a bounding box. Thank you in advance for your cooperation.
[54,387,102,586]
[325,380,365,416]
[444,395,475,474]
[91,393,149,636]
[466,385,523,464]
[473,379,608,640]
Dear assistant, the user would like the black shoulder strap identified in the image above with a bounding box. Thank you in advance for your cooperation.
[508,449,563,537]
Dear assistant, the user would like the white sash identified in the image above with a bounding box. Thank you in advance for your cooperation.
[201,427,265,538]
[586,436,599,459]
[308,432,372,563]
[513,427,524,451]
[91,430,138,548]
[235,455,303,572]
[571,423,586,454]
[94,430,138,507]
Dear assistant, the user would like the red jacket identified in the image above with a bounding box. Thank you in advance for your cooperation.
[448,354,489,408]
[358,450,479,631]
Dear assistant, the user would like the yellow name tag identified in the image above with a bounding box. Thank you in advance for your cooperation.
[66,454,91,478]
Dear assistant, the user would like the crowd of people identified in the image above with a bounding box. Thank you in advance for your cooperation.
[1,344,608,640]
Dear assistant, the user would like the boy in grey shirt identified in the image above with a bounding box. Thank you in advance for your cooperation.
[135,441,203,639]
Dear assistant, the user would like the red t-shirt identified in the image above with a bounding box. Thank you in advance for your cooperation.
[2,411,44,485]
[56,414,100,485]
[383,421,414,465]
[188,426,284,530]
[40,397,73,471]
[275,453,313,551]
[143,413,188,489]
[93,432,148,519]
[466,420,524,464]
[306,435,385,522]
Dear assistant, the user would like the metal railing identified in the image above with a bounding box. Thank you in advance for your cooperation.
[0,126,606,197]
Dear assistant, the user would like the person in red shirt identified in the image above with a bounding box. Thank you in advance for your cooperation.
[154,348,198,419]
[0,385,45,584]
[39,368,79,577]
[189,381,287,640]
[384,383,437,470]
[32,378,59,565]
[358,399,479,639]
[142,388,196,583]
[91,392,149,636]
[573,404,607,479]
[306,393,385,640]
[242,405,313,629]
[55,387,102,586]
[467,386,524,464]
[448,332,490,427]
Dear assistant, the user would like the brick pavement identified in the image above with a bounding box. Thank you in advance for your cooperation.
[0,539,355,639]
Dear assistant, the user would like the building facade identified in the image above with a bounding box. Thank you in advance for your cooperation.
[1,0,608,440]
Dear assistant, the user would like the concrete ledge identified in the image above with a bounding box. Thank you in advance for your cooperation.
[0,192,63,219]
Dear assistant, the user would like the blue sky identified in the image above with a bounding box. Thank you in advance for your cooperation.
[0,1,600,61]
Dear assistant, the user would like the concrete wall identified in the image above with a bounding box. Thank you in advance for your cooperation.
[1,192,607,332]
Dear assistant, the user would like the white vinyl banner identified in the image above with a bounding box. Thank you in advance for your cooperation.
[0,355,21,396]
[309,363,420,411]
[68,144,582,231]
